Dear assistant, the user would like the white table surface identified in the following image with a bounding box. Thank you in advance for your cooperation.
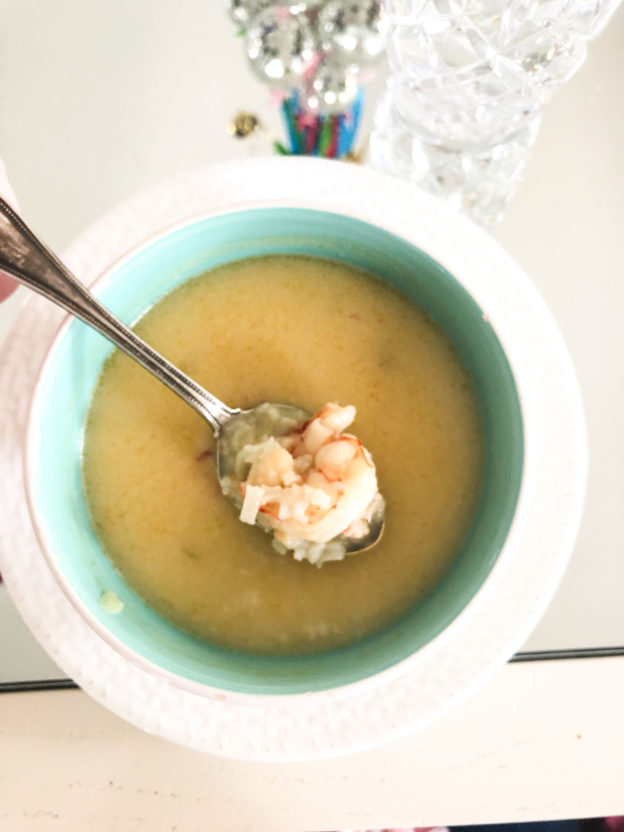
[0,658,623,831]
[0,1,623,825]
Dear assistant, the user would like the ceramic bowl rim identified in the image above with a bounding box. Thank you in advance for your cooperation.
[23,200,530,706]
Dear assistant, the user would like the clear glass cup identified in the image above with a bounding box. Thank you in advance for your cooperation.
[369,0,622,225]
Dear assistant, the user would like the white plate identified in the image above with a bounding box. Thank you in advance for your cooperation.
[0,157,586,760]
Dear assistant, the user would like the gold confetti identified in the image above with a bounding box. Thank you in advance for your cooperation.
[227,110,260,138]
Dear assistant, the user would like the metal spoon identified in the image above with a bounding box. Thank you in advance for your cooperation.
[0,197,384,556]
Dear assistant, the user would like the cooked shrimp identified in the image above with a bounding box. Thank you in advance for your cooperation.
[237,403,381,564]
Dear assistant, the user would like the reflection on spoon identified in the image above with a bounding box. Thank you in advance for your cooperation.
[0,196,385,562]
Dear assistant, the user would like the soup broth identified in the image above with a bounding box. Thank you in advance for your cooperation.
[83,255,484,655]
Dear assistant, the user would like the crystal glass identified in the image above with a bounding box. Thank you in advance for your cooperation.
[369,0,622,225]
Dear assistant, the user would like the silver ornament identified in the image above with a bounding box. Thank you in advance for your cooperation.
[225,0,275,28]
[287,0,320,11]
[302,55,359,115]
[246,7,318,89]
[317,0,385,71]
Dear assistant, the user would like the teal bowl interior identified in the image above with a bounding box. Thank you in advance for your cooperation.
[27,207,523,696]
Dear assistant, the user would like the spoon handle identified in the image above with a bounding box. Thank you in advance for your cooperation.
[0,196,235,433]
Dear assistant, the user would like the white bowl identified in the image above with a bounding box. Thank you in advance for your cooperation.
[0,157,586,760]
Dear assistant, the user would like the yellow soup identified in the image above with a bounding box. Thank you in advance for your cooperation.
[83,255,484,655]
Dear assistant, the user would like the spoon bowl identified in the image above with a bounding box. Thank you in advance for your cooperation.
[217,402,385,556]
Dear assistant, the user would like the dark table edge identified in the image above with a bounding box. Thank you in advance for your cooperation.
[1,646,623,694]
